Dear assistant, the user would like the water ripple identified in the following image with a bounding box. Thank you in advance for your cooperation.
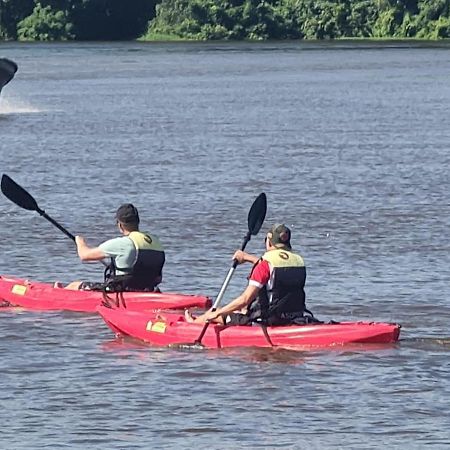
[1,41,450,449]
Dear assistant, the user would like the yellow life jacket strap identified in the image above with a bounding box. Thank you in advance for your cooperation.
[128,231,164,252]
[262,249,304,268]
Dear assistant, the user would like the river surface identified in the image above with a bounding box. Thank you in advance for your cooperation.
[0,41,450,449]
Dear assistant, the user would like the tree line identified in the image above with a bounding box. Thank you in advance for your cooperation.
[1,0,449,41]
[0,0,157,40]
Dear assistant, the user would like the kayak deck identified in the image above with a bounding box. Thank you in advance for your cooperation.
[0,275,211,312]
[98,306,401,350]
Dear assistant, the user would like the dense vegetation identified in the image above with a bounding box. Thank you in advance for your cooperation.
[145,0,450,40]
[1,0,449,41]
[0,0,156,40]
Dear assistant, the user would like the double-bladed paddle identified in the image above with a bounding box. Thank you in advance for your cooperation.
[189,192,267,348]
[1,174,109,267]
[1,174,76,241]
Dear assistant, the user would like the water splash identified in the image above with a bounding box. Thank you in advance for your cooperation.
[0,97,43,114]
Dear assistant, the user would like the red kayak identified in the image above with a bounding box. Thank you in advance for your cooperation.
[0,275,211,312]
[97,305,401,349]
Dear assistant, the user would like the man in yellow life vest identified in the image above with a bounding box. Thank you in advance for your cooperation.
[186,224,313,326]
[62,204,165,291]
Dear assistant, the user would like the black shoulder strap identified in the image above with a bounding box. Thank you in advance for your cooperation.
[103,257,116,281]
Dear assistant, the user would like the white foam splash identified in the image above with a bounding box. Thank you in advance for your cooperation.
[0,97,43,114]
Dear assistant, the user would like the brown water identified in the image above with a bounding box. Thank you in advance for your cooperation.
[1,41,450,449]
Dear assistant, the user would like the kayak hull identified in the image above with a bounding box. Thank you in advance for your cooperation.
[97,306,401,349]
[0,275,211,312]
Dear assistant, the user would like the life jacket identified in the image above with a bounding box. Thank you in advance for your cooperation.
[106,231,165,291]
[246,248,306,325]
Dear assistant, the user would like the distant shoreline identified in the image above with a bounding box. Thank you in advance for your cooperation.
[1,38,449,46]
[139,35,450,43]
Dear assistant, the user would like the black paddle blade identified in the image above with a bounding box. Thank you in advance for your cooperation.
[0,58,18,90]
[247,192,267,236]
[1,174,39,211]
[187,193,268,348]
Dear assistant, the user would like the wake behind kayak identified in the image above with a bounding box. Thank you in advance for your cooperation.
[0,58,18,97]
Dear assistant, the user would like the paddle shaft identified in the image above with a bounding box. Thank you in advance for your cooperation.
[36,206,110,268]
[195,231,252,344]
[36,207,76,241]
[1,174,108,267]
[36,207,109,267]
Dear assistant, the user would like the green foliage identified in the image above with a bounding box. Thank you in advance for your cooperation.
[418,0,449,20]
[272,0,304,39]
[432,15,450,38]
[1,0,157,40]
[144,0,193,39]
[372,8,398,37]
[398,0,450,38]
[144,0,450,40]
[145,0,286,40]
[2,0,450,41]
[0,0,35,39]
[295,1,353,39]
[17,4,74,40]
[346,1,380,37]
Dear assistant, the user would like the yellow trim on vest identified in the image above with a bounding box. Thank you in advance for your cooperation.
[262,249,304,268]
[128,231,164,252]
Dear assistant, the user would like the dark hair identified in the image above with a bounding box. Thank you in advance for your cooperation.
[116,203,140,227]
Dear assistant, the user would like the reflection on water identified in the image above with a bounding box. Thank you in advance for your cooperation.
[104,334,403,365]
